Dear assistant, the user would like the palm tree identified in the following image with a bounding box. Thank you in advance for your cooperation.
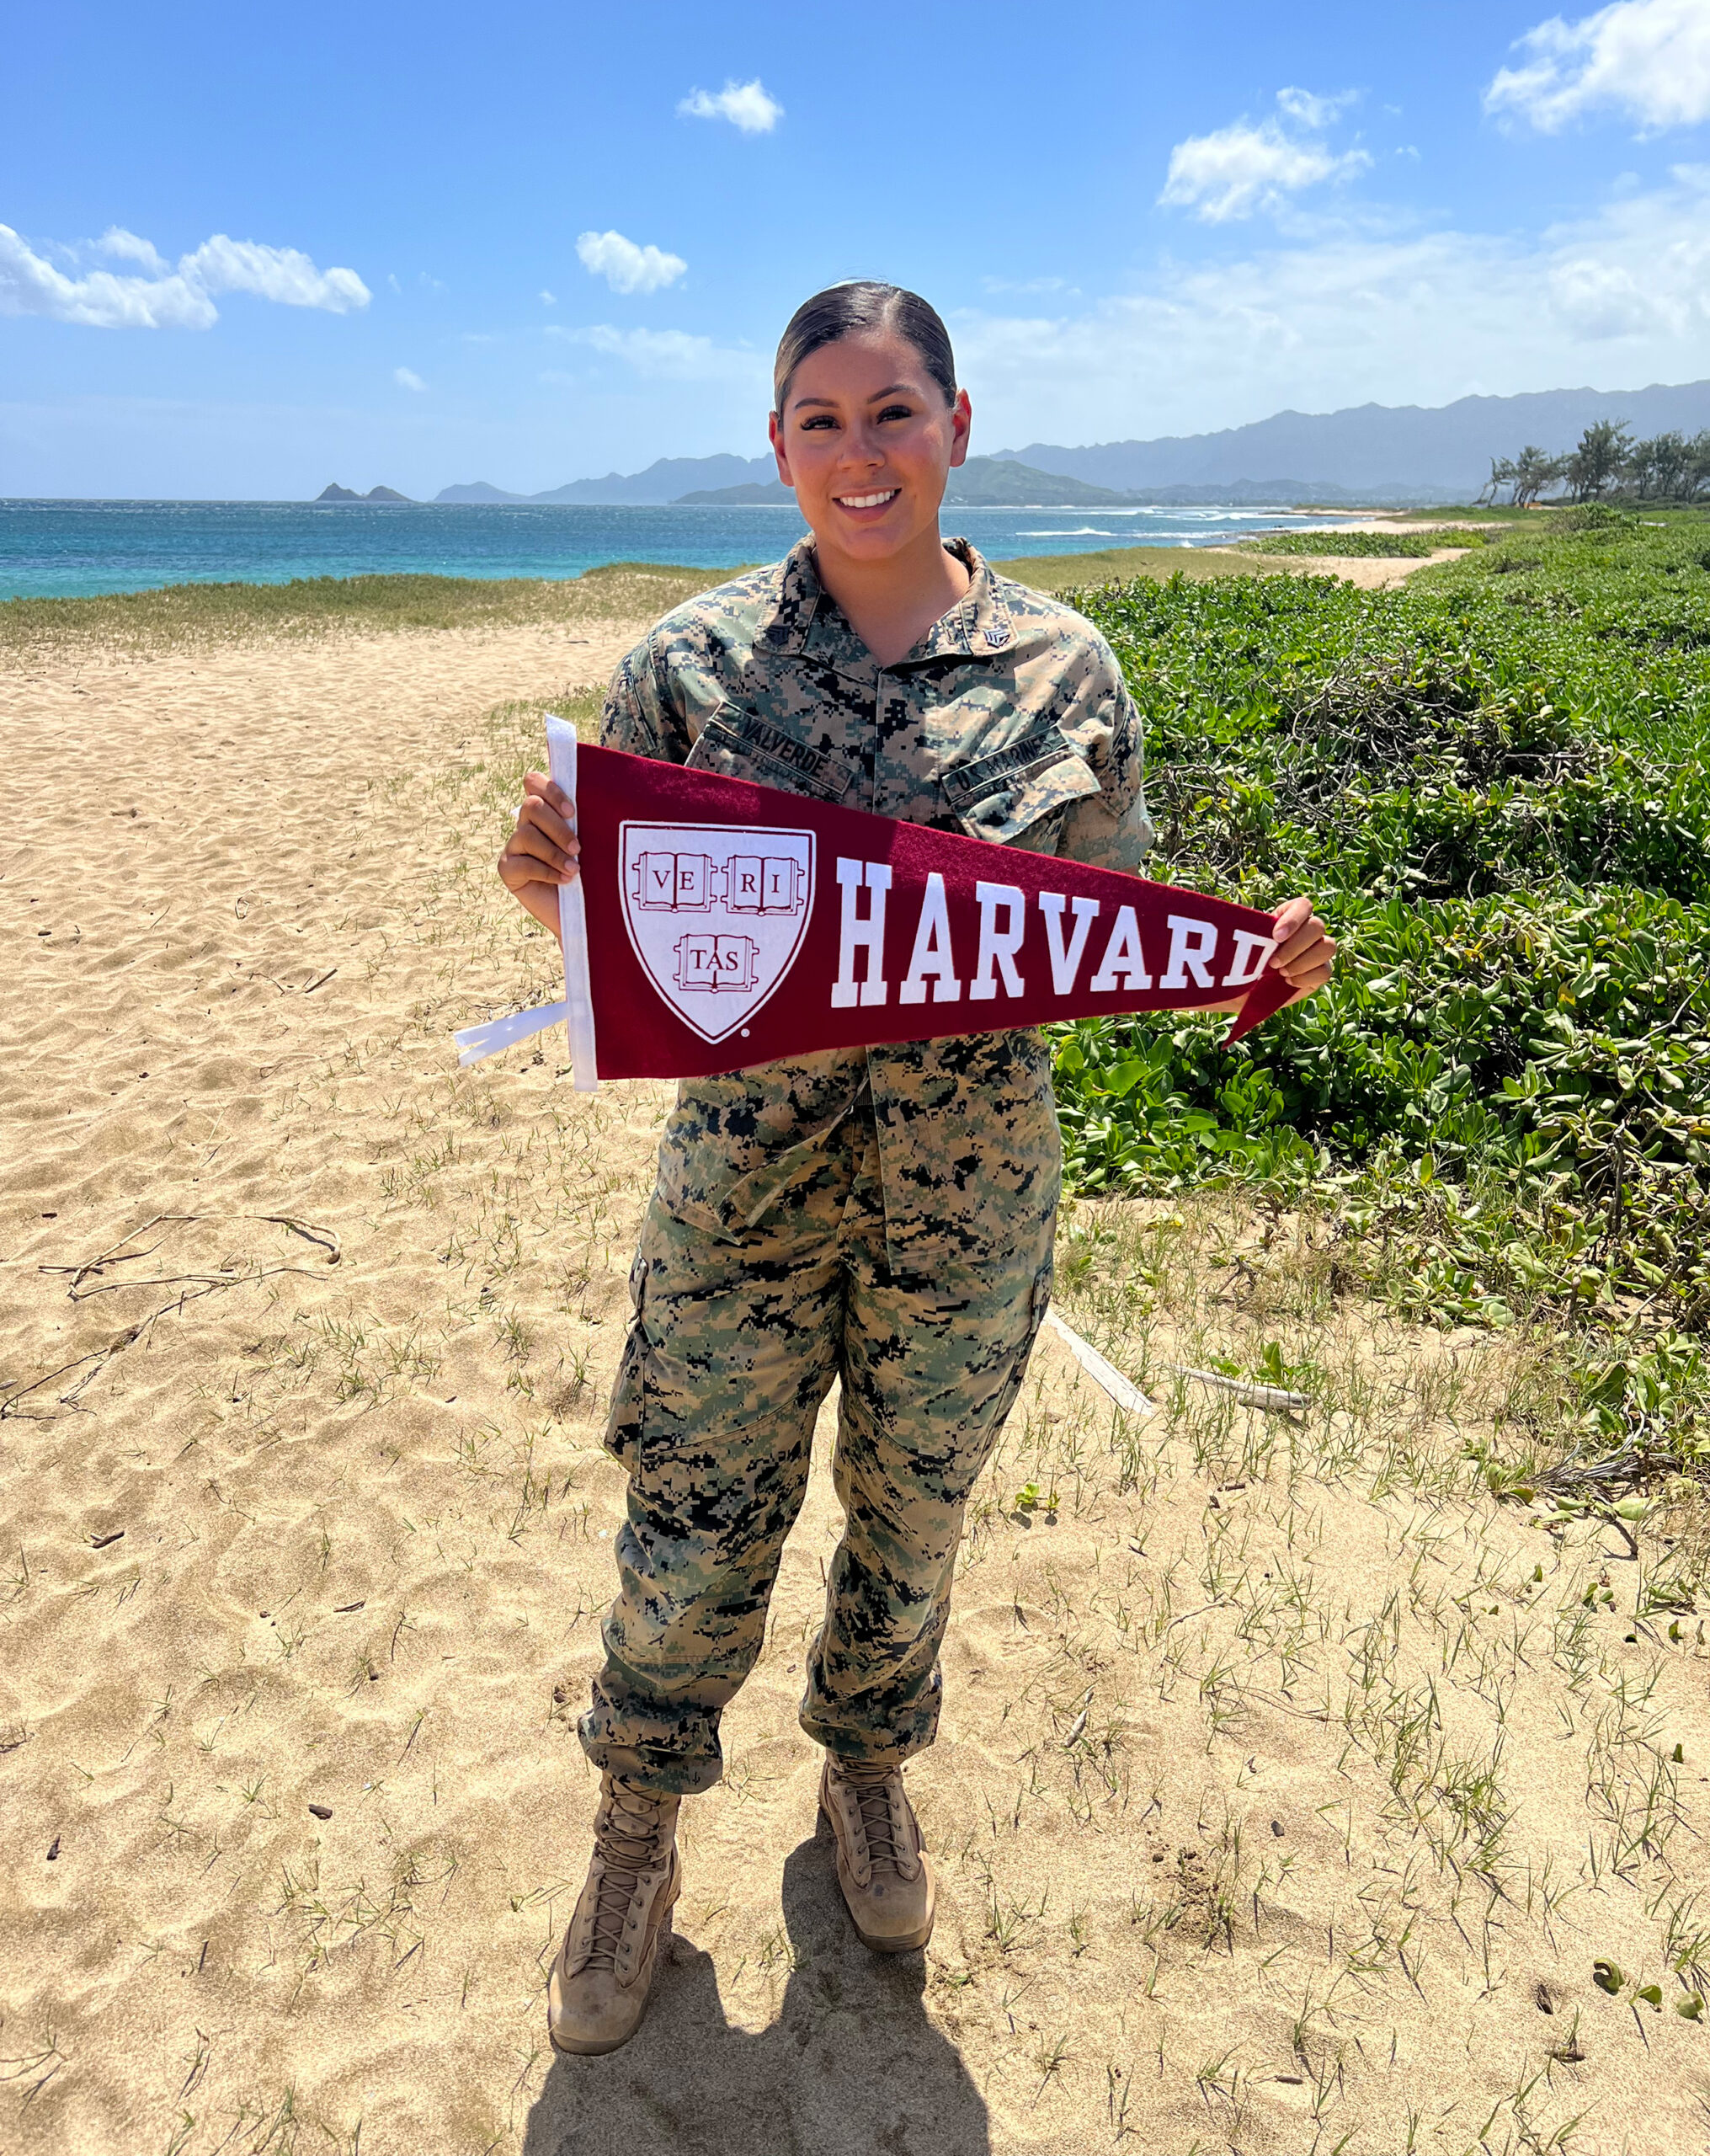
[1625,433,1691,500]
[1510,445,1567,508]
[1565,420,1633,503]
[1479,455,1517,506]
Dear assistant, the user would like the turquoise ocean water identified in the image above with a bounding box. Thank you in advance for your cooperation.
[0,499,1333,601]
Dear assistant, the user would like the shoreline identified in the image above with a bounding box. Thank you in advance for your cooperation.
[1,525,1473,650]
[0,498,1438,609]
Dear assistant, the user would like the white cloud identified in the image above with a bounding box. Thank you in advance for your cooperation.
[1486,0,1710,131]
[575,230,687,296]
[678,77,783,133]
[1159,93,1372,221]
[539,288,557,305]
[394,366,427,392]
[957,164,1710,445]
[548,323,764,382]
[1275,87,1359,129]
[94,227,169,275]
[180,235,369,311]
[0,223,370,328]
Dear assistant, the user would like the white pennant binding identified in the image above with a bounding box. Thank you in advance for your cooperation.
[454,716,599,1090]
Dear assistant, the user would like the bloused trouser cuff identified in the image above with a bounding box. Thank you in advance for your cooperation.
[578,1105,1056,1797]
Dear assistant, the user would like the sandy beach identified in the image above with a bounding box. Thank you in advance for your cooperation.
[5,598,1708,2155]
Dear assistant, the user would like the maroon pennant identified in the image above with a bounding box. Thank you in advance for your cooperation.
[482,742,1293,1081]
[455,734,1294,1081]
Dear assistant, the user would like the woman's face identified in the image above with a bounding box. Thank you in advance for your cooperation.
[769,330,972,563]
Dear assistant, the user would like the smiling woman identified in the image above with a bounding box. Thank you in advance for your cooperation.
[493,279,1336,2060]
[766,282,973,664]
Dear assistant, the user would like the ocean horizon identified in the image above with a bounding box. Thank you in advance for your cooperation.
[0,498,1338,602]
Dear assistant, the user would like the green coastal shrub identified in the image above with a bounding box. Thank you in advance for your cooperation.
[1239,527,1488,559]
[1053,514,1710,1456]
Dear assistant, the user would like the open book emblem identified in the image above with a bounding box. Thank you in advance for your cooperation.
[618,821,816,1044]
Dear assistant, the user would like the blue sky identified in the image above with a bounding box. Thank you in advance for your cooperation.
[5,0,1710,497]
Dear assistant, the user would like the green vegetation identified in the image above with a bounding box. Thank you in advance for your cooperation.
[1484,421,1710,508]
[988,545,1273,592]
[1052,507,1710,1470]
[0,542,1281,652]
[0,560,728,656]
[1239,527,1488,559]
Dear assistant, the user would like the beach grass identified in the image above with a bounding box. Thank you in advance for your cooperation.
[0,561,735,658]
[992,545,1278,592]
[1235,526,1488,558]
[0,545,1305,656]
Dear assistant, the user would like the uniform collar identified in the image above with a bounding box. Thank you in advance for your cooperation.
[917,538,1015,662]
[763,535,1015,667]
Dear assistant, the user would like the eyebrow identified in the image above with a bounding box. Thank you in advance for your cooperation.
[791,382,919,410]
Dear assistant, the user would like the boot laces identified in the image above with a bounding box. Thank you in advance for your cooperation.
[841,1764,906,1872]
[588,1784,671,1968]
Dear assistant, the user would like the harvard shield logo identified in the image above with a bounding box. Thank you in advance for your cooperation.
[618,820,816,1044]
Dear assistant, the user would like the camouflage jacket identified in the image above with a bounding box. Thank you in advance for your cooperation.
[600,537,1154,1257]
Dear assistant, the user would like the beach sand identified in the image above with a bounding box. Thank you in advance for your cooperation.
[5,608,1708,2154]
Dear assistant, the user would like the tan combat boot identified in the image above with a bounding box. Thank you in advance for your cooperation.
[548,1776,681,2055]
[820,1756,935,1953]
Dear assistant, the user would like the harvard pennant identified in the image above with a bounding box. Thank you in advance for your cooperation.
[455,724,1297,1086]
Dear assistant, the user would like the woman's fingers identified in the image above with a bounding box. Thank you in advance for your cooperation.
[523,771,574,821]
[1269,897,1336,995]
[498,775,580,889]
[519,798,579,866]
[518,786,578,856]
[499,831,579,886]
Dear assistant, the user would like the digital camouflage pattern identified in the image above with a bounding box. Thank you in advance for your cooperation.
[578,537,1153,1792]
[582,1098,1053,1792]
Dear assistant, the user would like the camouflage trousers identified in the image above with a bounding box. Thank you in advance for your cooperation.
[579,1101,1057,1796]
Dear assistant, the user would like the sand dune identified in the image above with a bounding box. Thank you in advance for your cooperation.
[4,614,1708,2154]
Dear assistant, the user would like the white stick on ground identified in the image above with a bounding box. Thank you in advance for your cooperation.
[1043,1309,1156,1417]
[1167,1364,1310,1412]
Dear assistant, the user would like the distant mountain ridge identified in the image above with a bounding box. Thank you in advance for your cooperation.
[677,457,1137,508]
[427,377,1710,509]
[994,381,1710,500]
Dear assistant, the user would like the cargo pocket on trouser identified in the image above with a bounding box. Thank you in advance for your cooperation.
[602,1248,649,1473]
[983,1255,1056,1443]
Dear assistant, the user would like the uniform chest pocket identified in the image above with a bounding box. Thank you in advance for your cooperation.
[686,703,853,803]
[940,724,1103,849]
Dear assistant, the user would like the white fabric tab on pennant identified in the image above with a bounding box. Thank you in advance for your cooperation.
[454,1000,569,1066]
[548,716,599,1094]
[451,715,599,1086]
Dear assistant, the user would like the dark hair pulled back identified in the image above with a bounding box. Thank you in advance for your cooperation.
[772,281,956,414]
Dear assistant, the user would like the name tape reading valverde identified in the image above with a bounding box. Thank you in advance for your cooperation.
[455,719,1296,1090]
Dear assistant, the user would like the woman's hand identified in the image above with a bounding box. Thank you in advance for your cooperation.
[1268,895,1335,1005]
[497,771,579,938]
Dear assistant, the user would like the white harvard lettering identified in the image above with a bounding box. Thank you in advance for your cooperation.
[1089,905,1152,992]
[830,858,891,1008]
[1222,928,1276,986]
[1037,892,1099,995]
[969,882,1027,1001]
[898,873,962,1004]
[1161,914,1218,990]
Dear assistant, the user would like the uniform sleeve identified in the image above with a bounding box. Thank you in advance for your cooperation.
[1056,649,1156,874]
[598,636,691,763]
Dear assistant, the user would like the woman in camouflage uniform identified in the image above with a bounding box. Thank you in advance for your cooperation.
[498,283,1334,2054]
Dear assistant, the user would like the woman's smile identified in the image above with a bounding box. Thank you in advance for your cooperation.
[833,486,900,514]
